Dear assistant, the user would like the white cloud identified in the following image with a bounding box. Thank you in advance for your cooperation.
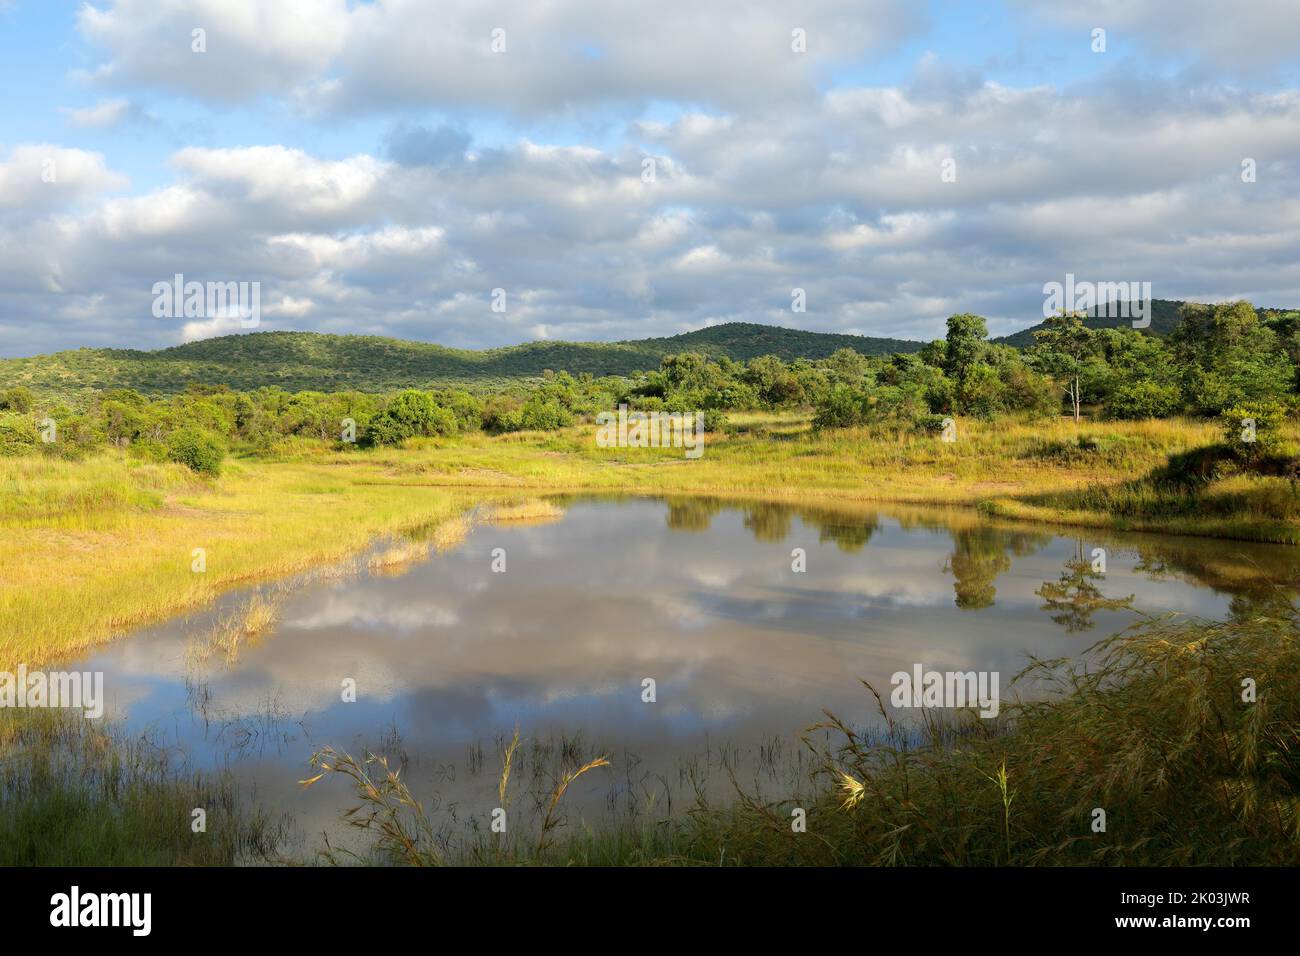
[1014,0,1300,71]
[180,313,256,342]
[3,69,1300,355]
[63,98,134,129]
[0,145,127,209]
[77,0,924,112]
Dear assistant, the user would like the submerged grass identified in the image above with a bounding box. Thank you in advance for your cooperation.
[0,708,286,866]
[301,729,611,866]
[480,498,566,525]
[4,411,1300,865]
[0,452,476,670]
[186,589,283,669]
[291,607,1299,867]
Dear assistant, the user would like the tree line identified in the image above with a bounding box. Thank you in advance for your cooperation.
[1,300,1295,475]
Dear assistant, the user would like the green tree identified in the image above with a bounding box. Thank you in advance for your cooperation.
[1029,312,1101,422]
[165,428,226,476]
[0,386,35,413]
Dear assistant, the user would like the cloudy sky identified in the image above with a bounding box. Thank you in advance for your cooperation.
[1,0,1298,357]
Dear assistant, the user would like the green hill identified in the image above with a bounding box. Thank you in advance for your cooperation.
[988,298,1300,349]
[0,323,924,396]
[2,301,1287,397]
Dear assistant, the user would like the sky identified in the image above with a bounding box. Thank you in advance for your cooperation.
[1,0,1298,357]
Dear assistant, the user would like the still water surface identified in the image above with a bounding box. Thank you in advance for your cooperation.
[78,495,1300,854]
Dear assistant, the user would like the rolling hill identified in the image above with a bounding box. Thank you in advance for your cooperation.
[2,300,1290,396]
[0,323,924,395]
[993,298,1296,349]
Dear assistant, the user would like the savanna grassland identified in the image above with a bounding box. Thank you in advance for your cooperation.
[7,409,1300,672]
[3,301,1300,866]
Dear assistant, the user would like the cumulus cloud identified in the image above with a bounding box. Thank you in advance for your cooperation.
[63,98,135,129]
[1014,0,1300,72]
[2,4,1298,355]
[6,74,1299,357]
[77,0,924,113]
[0,144,127,210]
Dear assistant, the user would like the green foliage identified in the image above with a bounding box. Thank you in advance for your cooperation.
[1221,400,1289,462]
[0,323,924,397]
[1028,313,1103,419]
[1106,380,1183,420]
[513,395,574,431]
[942,313,989,386]
[812,384,872,429]
[365,389,459,446]
[0,386,35,413]
[0,411,39,456]
[165,427,226,476]
[2,298,1298,457]
[742,355,805,408]
[1173,301,1294,415]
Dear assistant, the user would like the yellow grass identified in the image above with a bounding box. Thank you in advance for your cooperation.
[480,498,566,524]
[367,539,430,573]
[3,411,1296,671]
[186,589,282,668]
[0,452,474,671]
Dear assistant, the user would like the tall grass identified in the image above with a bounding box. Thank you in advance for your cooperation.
[0,450,476,670]
[664,609,1300,866]
[0,708,286,865]
[302,726,612,866]
[186,589,283,668]
[292,606,1299,867]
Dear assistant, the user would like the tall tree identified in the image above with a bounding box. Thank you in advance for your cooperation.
[943,313,988,387]
[1030,312,1100,422]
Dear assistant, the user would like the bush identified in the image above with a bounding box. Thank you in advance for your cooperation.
[165,428,226,476]
[0,412,38,456]
[0,386,35,414]
[812,385,871,429]
[514,396,573,431]
[1221,401,1289,463]
[955,362,1005,419]
[365,390,458,445]
[1106,380,1182,420]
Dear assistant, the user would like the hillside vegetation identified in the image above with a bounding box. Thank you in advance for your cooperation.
[0,322,923,397]
[7,298,1291,397]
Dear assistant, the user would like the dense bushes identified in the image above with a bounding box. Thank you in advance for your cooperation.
[1105,380,1183,420]
[3,300,1298,458]
[811,385,872,429]
[165,427,226,476]
[366,390,458,446]
[1221,400,1290,462]
[0,411,39,455]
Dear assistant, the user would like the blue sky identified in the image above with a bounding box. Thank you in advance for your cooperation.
[1,0,1298,355]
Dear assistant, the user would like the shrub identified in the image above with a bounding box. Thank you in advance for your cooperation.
[0,411,38,456]
[1106,380,1182,420]
[514,396,573,431]
[955,362,1005,419]
[481,396,523,433]
[812,385,871,429]
[1221,400,1288,463]
[0,386,35,414]
[366,390,458,445]
[165,428,226,476]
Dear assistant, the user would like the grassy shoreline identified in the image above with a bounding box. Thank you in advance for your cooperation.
[2,411,1299,866]
[5,412,1300,670]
